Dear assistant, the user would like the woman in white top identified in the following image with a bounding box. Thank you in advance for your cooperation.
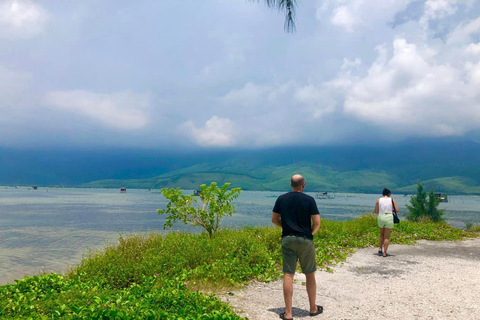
[374,188,399,257]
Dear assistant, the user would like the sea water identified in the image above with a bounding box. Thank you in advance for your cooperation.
[1,186,479,285]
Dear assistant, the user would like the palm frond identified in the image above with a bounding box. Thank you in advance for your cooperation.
[249,0,298,33]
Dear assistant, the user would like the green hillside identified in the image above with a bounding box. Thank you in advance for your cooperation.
[80,163,399,193]
[7,139,473,194]
[397,176,480,194]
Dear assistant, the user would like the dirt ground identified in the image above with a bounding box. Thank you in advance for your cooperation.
[222,238,480,320]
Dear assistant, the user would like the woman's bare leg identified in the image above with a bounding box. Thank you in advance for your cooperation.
[383,228,391,256]
[379,228,385,252]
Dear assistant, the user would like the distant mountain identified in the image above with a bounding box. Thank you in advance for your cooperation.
[1,139,480,194]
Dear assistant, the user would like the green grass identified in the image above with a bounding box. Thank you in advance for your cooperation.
[0,215,477,319]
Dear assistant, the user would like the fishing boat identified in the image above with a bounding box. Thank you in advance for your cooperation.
[316,192,335,199]
[435,193,448,203]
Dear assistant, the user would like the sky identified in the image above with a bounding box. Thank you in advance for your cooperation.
[1,0,480,150]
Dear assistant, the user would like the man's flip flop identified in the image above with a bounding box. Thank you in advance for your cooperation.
[279,312,293,320]
[310,305,323,316]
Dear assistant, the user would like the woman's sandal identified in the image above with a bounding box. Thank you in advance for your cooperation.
[377,250,383,256]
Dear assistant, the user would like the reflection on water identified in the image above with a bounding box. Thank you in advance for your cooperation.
[1,187,479,284]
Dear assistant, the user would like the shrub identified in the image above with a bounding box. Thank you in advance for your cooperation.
[158,182,241,238]
[405,182,445,222]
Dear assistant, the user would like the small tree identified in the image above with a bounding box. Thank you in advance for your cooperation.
[426,189,445,222]
[158,182,241,238]
[405,181,445,222]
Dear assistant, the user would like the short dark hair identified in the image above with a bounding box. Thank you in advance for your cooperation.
[382,188,391,196]
[291,175,305,188]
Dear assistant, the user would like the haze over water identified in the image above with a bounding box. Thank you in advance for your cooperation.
[1,187,479,285]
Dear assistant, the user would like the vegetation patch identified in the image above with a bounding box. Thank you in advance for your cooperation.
[1,215,476,319]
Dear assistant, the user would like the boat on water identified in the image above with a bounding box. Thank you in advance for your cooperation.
[435,193,448,203]
[193,189,201,196]
[120,188,127,192]
[316,192,335,199]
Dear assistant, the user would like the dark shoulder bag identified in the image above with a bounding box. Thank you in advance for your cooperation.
[392,198,400,224]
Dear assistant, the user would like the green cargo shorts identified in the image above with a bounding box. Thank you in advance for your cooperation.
[281,235,316,274]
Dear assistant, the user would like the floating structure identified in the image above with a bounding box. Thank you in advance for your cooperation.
[316,192,335,200]
[435,193,448,203]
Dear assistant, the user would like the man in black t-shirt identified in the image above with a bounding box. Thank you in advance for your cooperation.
[272,174,323,319]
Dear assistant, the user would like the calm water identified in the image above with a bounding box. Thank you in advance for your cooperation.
[1,186,479,285]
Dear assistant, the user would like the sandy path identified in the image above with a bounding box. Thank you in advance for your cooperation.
[223,238,480,320]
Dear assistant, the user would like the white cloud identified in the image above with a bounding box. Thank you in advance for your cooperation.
[0,0,48,39]
[331,6,359,32]
[43,90,150,130]
[341,58,362,70]
[220,82,276,105]
[343,37,480,136]
[295,59,361,120]
[182,116,235,147]
[319,0,413,32]
[420,0,458,28]
[446,16,480,45]
[0,64,31,108]
[295,85,337,119]
[465,43,480,55]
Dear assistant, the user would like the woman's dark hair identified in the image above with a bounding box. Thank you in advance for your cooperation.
[382,188,391,196]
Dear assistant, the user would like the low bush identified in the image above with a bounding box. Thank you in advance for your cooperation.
[1,214,476,319]
[0,274,242,319]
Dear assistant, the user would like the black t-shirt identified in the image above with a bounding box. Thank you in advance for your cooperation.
[272,192,320,240]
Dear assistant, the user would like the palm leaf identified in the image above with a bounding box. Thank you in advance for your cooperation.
[249,0,298,32]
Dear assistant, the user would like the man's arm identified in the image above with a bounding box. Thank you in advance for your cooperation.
[271,212,282,228]
[311,214,320,235]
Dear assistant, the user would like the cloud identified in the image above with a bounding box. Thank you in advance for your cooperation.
[2,1,480,149]
[0,64,31,108]
[446,16,480,45]
[331,6,359,32]
[182,116,235,147]
[420,0,459,28]
[294,58,362,119]
[343,37,480,136]
[0,0,48,39]
[43,90,150,130]
[219,82,287,106]
[294,85,337,119]
[319,0,413,32]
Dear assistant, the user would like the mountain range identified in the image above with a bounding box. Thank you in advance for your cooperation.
[1,139,480,194]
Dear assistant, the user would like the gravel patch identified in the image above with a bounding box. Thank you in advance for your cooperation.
[222,238,480,320]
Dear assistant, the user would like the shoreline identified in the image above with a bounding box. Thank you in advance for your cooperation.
[225,238,480,320]
[3,185,480,196]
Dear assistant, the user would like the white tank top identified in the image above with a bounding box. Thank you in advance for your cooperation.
[379,197,393,213]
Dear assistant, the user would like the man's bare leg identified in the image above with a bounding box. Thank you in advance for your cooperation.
[305,272,317,314]
[283,273,294,319]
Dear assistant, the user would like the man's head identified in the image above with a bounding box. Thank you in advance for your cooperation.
[291,174,305,192]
